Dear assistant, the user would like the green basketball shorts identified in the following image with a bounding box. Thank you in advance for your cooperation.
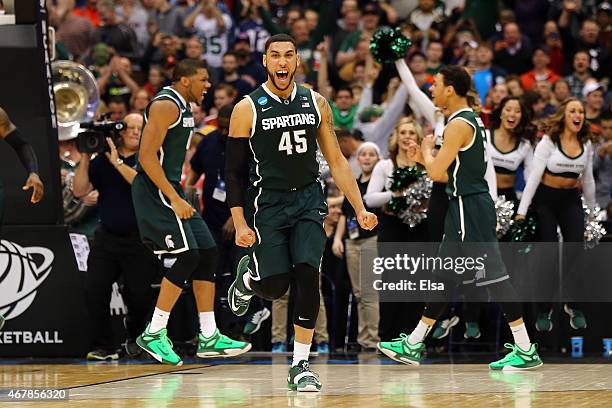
[132,173,215,255]
[244,181,328,280]
[436,192,509,286]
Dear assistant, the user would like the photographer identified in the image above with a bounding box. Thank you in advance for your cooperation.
[73,113,160,360]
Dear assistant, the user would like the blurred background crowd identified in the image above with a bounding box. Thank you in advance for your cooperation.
[45,0,611,359]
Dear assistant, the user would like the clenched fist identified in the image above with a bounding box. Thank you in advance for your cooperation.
[357,210,378,231]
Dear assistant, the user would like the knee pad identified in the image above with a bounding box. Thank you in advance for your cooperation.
[250,274,290,300]
[164,249,200,287]
[292,263,320,330]
[191,247,218,282]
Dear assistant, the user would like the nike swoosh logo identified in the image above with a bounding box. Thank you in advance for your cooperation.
[262,107,272,112]
[298,317,309,321]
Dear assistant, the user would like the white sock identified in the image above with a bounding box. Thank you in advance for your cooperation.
[292,341,311,367]
[242,272,252,291]
[149,307,170,333]
[408,320,432,345]
[199,312,217,338]
[511,323,532,352]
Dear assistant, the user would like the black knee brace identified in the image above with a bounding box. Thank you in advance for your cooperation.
[164,249,200,287]
[191,247,218,282]
[292,263,320,330]
[486,280,523,322]
[250,273,290,300]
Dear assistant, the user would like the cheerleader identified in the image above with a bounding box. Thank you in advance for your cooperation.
[486,96,535,203]
[516,97,596,332]
[364,117,429,341]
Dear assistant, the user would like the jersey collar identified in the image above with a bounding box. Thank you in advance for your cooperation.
[164,86,189,111]
[262,83,297,104]
[447,107,473,122]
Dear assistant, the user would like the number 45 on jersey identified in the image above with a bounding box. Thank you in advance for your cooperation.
[278,129,308,155]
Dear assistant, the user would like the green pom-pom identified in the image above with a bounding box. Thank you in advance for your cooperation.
[389,166,424,191]
[387,197,409,213]
[508,217,537,242]
[370,27,412,64]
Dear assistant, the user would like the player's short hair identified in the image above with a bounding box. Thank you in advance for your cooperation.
[172,59,206,82]
[439,65,471,97]
[264,34,297,54]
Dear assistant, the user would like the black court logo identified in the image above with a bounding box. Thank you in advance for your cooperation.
[0,240,54,320]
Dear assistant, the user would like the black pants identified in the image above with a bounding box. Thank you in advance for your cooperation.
[377,212,428,341]
[533,184,584,311]
[86,227,161,351]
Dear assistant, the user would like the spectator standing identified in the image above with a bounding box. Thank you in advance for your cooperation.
[493,22,533,75]
[97,0,138,59]
[332,142,381,351]
[336,3,381,69]
[149,0,186,37]
[115,0,150,52]
[218,52,254,99]
[583,81,605,126]
[565,50,592,98]
[594,111,612,208]
[473,42,507,103]
[552,78,571,104]
[542,20,565,76]
[406,0,447,49]
[98,56,140,106]
[184,0,233,69]
[73,113,160,361]
[233,33,267,87]
[50,0,97,62]
[520,46,561,91]
[425,40,444,76]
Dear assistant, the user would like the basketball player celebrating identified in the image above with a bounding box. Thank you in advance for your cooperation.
[225,34,378,391]
[377,66,543,371]
[132,59,250,366]
[0,106,44,330]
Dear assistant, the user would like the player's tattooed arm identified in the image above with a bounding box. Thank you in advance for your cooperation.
[314,92,377,231]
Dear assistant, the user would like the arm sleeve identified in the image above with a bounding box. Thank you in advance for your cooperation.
[371,85,408,148]
[522,141,534,180]
[582,142,596,209]
[364,160,393,208]
[353,85,373,130]
[517,136,554,215]
[394,59,436,125]
[485,154,498,200]
[225,137,250,208]
[4,128,39,174]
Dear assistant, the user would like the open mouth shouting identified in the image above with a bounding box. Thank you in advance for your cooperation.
[505,117,517,128]
[571,119,583,132]
[276,69,290,85]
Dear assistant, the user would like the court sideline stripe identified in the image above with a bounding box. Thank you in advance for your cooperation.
[66,363,218,391]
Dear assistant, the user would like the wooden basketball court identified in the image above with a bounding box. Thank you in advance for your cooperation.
[2,354,612,407]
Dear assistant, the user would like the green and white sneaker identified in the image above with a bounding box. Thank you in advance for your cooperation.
[489,343,543,372]
[431,316,460,340]
[228,255,255,317]
[377,333,425,366]
[288,360,322,392]
[197,328,252,358]
[136,323,182,366]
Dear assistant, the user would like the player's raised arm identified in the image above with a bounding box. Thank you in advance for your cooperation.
[314,92,377,231]
[139,100,194,219]
[226,99,256,247]
[411,120,472,183]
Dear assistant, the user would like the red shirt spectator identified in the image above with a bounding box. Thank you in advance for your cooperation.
[520,46,560,91]
[73,0,100,28]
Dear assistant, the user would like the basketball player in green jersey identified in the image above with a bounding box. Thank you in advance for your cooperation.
[0,106,45,331]
[132,59,250,366]
[225,34,378,391]
[377,66,543,371]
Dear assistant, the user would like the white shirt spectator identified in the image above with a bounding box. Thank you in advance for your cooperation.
[193,12,233,68]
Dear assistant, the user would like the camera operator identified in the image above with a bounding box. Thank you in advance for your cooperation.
[73,113,160,360]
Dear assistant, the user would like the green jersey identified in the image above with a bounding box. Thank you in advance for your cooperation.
[246,84,321,190]
[445,108,489,197]
[140,86,194,184]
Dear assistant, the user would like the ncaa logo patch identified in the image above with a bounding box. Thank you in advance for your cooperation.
[257,96,268,106]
